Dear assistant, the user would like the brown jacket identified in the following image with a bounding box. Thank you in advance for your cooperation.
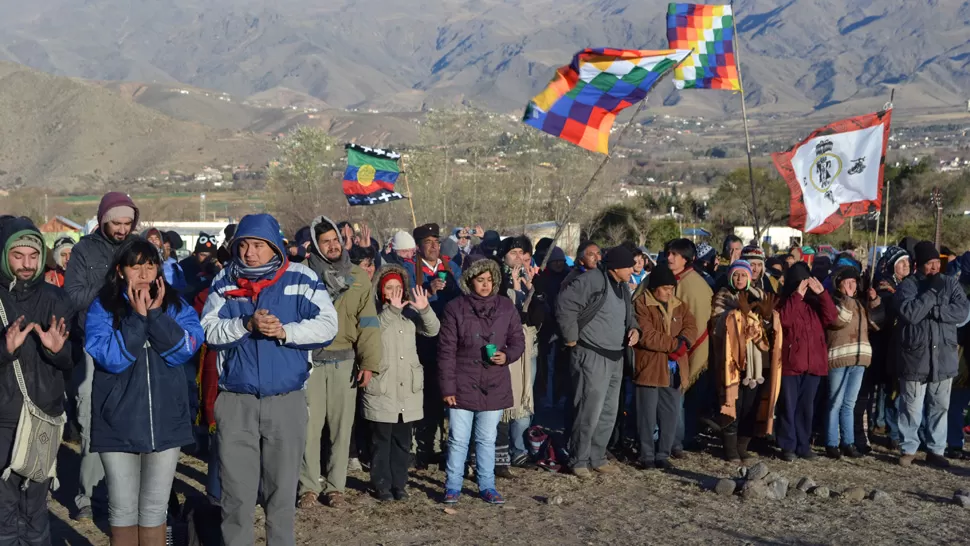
[633,289,698,389]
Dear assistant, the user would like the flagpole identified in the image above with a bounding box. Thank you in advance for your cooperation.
[730,0,761,241]
[534,65,683,273]
[883,178,890,247]
[400,154,419,229]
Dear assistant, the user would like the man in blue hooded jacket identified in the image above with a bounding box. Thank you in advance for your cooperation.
[201,213,338,546]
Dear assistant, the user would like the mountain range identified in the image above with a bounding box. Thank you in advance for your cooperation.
[2,0,968,117]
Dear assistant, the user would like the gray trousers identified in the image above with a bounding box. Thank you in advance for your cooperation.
[75,352,105,511]
[298,360,357,496]
[568,345,623,469]
[635,385,681,463]
[216,390,308,546]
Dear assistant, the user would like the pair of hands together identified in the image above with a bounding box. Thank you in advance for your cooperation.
[5,315,69,355]
[442,349,509,407]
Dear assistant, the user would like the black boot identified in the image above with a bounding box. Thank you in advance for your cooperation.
[738,436,758,466]
[722,432,741,464]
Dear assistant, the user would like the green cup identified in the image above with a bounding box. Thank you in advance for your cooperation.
[485,344,498,359]
[437,272,447,281]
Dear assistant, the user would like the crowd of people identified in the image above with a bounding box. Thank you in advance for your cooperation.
[0,191,968,545]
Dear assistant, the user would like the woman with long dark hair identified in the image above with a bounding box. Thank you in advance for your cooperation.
[777,261,838,462]
[85,238,204,545]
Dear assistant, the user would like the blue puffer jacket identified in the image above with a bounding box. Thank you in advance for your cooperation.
[86,297,203,453]
[201,214,338,397]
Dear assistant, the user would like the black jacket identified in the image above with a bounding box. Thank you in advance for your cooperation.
[893,273,970,383]
[64,229,123,330]
[0,218,75,427]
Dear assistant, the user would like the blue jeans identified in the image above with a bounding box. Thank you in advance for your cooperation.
[826,366,865,447]
[946,388,970,449]
[445,408,502,492]
[898,379,951,456]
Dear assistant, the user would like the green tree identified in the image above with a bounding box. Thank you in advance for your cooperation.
[710,168,790,242]
[266,127,343,229]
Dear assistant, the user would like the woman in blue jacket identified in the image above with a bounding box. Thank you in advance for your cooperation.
[85,239,204,545]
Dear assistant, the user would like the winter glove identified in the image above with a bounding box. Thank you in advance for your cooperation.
[928,274,945,293]
[668,339,688,361]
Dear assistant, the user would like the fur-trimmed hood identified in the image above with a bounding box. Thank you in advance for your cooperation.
[458,258,501,296]
[374,263,411,303]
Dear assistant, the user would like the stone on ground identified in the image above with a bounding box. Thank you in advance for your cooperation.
[811,486,831,499]
[715,478,738,497]
[796,477,816,492]
[746,462,769,482]
[842,486,866,502]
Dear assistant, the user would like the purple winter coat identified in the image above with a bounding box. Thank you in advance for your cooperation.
[438,259,525,412]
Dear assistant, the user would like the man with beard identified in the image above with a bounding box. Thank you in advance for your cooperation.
[298,216,381,509]
[64,191,139,521]
[0,217,74,544]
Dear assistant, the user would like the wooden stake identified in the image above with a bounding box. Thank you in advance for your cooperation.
[731,1,761,240]
[400,155,418,229]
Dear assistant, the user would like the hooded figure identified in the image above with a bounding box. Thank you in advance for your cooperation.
[0,217,74,544]
[297,215,381,509]
[45,236,75,288]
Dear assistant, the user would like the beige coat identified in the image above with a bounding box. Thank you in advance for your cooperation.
[362,266,441,424]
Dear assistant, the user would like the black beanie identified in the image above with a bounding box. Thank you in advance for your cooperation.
[500,235,533,258]
[914,241,940,267]
[602,245,635,270]
[647,264,677,290]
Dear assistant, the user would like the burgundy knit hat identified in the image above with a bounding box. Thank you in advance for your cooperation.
[97,192,140,231]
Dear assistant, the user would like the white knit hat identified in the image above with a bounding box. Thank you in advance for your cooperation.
[391,231,416,251]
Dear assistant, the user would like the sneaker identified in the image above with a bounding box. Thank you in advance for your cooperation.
[799,450,818,461]
[655,459,674,471]
[480,488,505,505]
[73,506,93,521]
[495,465,515,480]
[592,463,620,474]
[899,454,916,468]
[443,489,461,505]
[825,446,842,460]
[926,453,950,469]
[841,444,864,459]
[375,489,394,502]
[780,451,797,462]
[391,488,409,501]
[347,457,363,473]
[570,467,592,479]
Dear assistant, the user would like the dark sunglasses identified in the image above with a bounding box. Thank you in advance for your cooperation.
[458,235,471,240]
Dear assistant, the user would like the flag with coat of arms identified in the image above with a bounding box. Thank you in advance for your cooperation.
[772,109,893,234]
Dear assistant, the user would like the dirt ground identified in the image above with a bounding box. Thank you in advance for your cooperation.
[47,433,970,546]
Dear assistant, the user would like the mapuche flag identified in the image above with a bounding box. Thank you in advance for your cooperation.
[523,48,690,154]
[772,109,892,234]
[342,144,405,206]
[666,3,741,91]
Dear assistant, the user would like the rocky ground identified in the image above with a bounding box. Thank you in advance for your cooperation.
[48,433,970,545]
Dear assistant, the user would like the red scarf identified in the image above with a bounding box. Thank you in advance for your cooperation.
[224,259,289,302]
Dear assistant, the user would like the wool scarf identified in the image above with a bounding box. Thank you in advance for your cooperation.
[225,255,286,301]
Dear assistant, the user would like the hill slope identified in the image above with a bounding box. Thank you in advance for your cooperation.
[0,0,968,116]
[0,62,275,189]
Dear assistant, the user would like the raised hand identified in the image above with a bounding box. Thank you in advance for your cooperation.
[409,285,430,311]
[360,223,372,247]
[149,278,165,310]
[5,316,31,355]
[808,277,825,295]
[388,285,405,309]
[341,224,355,250]
[130,284,150,317]
[758,293,777,320]
[797,279,810,297]
[738,291,751,315]
[34,315,68,354]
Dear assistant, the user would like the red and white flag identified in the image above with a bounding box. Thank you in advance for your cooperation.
[772,109,892,234]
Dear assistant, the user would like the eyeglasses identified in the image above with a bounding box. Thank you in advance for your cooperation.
[458,236,471,241]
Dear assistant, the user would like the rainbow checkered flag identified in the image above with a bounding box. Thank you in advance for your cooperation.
[666,3,741,91]
[523,48,691,154]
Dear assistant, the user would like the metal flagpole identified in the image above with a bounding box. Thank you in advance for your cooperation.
[731,0,761,241]
[400,154,419,229]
